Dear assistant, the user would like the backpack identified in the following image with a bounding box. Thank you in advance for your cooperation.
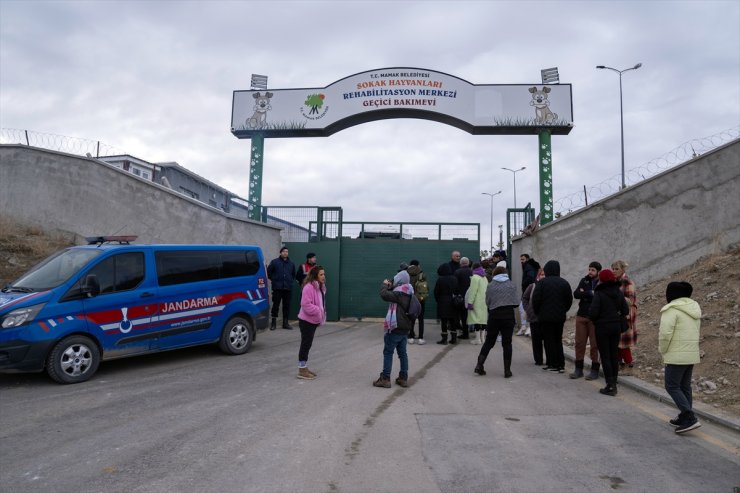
[414,273,429,302]
[405,294,422,322]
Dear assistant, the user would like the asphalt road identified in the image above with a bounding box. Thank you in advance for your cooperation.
[1,321,739,493]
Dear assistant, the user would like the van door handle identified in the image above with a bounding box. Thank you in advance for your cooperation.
[140,292,155,298]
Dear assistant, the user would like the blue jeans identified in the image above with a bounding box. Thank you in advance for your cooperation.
[382,332,408,379]
[664,364,693,413]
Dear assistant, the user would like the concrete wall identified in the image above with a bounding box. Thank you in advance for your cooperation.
[0,145,282,256]
[511,138,740,296]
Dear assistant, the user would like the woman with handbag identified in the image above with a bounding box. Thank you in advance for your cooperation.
[589,269,630,396]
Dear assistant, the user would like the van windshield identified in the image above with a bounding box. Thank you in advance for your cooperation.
[7,249,103,292]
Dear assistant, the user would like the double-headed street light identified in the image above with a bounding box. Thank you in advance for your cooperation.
[596,62,643,190]
[501,167,526,208]
[481,191,502,255]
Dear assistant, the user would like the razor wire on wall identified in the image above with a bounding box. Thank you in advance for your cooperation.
[1,128,127,158]
[553,126,740,216]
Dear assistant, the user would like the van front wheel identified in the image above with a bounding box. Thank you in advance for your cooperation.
[47,335,101,384]
[219,317,253,355]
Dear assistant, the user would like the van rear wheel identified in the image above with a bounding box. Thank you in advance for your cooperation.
[219,317,253,355]
[47,335,100,384]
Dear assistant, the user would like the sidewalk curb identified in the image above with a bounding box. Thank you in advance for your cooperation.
[562,346,740,433]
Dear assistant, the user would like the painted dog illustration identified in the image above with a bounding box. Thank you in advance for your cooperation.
[528,86,558,124]
[247,91,273,129]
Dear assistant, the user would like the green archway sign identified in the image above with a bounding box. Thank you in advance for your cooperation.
[231,67,573,224]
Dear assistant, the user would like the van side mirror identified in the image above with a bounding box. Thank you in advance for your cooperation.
[82,275,100,297]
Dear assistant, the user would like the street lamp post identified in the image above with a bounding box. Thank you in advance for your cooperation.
[596,63,643,190]
[501,167,526,208]
[481,191,502,255]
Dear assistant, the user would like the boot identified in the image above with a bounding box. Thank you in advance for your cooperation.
[504,359,512,378]
[450,332,458,345]
[474,355,487,375]
[599,377,618,396]
[395,376,408,388]
[569,360,584,379]
[585,362,600,381]
[460,325,470,339]
[282,318,293,330]
[437,333,448,345]
[297,367,315,380]
[269,317,277,331]
[373,374,391,388]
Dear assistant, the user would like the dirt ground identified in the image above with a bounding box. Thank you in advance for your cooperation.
[2,215,738,417]
[563,247,740,418]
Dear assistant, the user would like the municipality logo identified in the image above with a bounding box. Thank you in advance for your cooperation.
[300,93,328,120]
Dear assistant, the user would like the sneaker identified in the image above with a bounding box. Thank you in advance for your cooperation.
[395,377,408,388]
[408,338,415,345]
[549,367,561,372]
[675,416,701,434]
[417,339,426,345]
[516,327,526,336]
[524,327,531,337]
[373,375,391,388]
[297,367,315,380]
[669,415,682,427]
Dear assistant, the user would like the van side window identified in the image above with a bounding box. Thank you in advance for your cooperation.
[156,250,260,286]
[156,251,219,286]
[62,252,145,300]
[89,253,146,294]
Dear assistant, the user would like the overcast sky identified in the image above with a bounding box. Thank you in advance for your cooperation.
[2,0,739,251]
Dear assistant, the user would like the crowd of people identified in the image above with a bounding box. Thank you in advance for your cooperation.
[266,246,703,435]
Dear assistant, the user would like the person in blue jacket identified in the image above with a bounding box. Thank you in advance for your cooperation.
[267,247,296,330]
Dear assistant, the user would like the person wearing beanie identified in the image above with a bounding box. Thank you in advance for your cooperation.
[474,265,520,378]
[296,252,318,286]
[659,281,702,433]
[589,268,629,396]
[531,260,573,373]
[374,270,415,388]
[399,262,409,272]
[570,261,602,380]
[612,260,638,374]
[406,260,428,344]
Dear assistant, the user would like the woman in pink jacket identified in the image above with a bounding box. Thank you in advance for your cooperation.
[296,265,326,380]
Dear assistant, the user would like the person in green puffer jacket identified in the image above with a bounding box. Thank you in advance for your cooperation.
[659,281,702,434]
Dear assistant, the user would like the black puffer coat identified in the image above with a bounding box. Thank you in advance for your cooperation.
[589,281,629,331]
[434,264,459,319]
[531,260,573,322]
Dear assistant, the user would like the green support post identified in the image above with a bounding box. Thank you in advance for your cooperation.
[538,129,554,225]
[248,135,264,221]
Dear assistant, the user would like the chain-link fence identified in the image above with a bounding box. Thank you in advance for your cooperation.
[554,126,740,216]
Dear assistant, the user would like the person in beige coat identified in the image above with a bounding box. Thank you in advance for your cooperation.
[659,281,702,434]
[465,263,488,344]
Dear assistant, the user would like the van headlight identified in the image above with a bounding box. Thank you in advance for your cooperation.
[1,303,45,329]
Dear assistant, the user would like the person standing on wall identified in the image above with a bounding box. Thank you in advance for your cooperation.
[407,259,429,345]
[454,257,473,339]
[296,252,317,286]
[570,261,602,380]
[612,260,638,374]
[266,246,296,330]
[532,260,573,374]
[296,265,327,380]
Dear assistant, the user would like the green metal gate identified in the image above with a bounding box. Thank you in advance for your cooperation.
[266,207,479,321]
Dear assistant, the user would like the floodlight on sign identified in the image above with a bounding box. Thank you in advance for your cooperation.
[541,67,559,84]
[251,74,268,90]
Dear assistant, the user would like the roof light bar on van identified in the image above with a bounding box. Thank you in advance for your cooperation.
[86,235,138,245]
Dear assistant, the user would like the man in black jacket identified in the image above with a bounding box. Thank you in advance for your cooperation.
[266,247,296,330]
[571,261,602,380]
[532,260,573,373]
[454,257,473,339]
